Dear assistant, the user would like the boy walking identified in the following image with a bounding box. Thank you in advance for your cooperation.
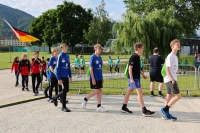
[74,54,80,77]
[121,42,155,116]
[160,39,181,121]
[18,54,30,91]
[81,44,107,112]
[52,43,72,112]
[41,56,47,81]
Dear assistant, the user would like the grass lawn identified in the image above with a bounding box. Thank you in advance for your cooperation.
[0,52,131,69]
[43,75,200,97]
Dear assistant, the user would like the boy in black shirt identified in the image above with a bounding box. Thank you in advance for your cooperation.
[121,42,155,116]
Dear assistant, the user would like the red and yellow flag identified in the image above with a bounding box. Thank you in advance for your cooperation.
[3,18,39,42]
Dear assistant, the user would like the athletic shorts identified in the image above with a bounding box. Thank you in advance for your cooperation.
[128,78,141,89]
[150,75,163,83]
[165,81,180,94]
[90,80,103,89]
[80,66,84,70]
[74,67,79,69]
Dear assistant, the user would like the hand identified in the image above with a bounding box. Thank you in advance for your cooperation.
[92,78,96,85]
[58,80,62,85]
[171,79,175,84]
[11,70,13,73]
[143,74,147,79]
[69,78,72,83]
[130,78,134,84]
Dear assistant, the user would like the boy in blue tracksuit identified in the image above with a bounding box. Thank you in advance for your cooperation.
[52,43,72,112]
[44,58,50,97]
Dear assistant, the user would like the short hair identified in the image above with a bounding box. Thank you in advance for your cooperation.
[46,58,50,62]
[170,39,180,48]
[94,44,103,50]
[153,47,159,53]
[22,53,27,58]
[42,56,44,59]
[80,55,82,57]
[34,50,39,54]
[75,54,78,56]
[60,43,68,49]
[134,42,144,50]
[51,48,58,53]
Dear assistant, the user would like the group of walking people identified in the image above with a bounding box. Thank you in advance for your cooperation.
[10,40,181,120]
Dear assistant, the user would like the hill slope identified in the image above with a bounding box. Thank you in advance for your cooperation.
[0,3,35,37]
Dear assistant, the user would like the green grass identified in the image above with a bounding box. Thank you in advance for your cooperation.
[0,52,130,69]
[43,75,200,97]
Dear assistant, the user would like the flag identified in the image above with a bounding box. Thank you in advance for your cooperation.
[3,18,39,42]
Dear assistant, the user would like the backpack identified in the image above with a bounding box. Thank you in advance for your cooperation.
[161,62,166,77]
[124,64,129,78]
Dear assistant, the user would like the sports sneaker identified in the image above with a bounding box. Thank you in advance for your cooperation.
[26,87,29,91]
[22,88,25,91]
[61,107,71,112]
[168,113,177,121]
[53,98,58,106]
[158,94,165,99]
[34,93,37,96]
[96,106,107,112]
[81,98,87,109]
[160,108,171,119]
[48,98,53,103]
[121,107,133,113]
[142,110,155,117]
[150,94,156,97]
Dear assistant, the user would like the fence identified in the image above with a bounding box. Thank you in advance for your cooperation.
[44,64,198,97]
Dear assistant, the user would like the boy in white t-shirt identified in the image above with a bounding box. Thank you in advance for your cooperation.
[160,39,181,121]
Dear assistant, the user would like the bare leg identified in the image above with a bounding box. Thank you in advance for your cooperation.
[150,82,155,91]
[165,94,172,106]
[167,94,181,107]
[97,88,102,104]
[123,88,133,104]
[86,89,100,100]
[136,88,145,107]
[158,83,163,91]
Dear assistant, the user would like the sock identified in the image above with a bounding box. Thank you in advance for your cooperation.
[163,105,170,111]
[97,104,101,107]
[84,97,88,101]
[158,91,162,95]
[122,104,127,109]
[151,91,154,95]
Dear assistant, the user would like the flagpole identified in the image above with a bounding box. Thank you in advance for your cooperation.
[9,36,12,63]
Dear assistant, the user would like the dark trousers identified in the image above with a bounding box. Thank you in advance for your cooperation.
[53,78,69,108]
[42,71,47,79]
[21,75,28,88]
[31,73,41,93]
[110,65,113,74]
[15,71,19,85]
[49,78,58,98]
[115,65,119,72]
[44,79,51,92]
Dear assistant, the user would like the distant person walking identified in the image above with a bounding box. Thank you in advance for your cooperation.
[79,55,85,75]
[11,56,20,87]
[108,56,113,76]
[18,54,30,91]
[148,47,165,97]
[41,56,47,81]
[74,54,80,77]
[115,56,120,75]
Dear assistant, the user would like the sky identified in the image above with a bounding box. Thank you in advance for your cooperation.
[0,0,126,20]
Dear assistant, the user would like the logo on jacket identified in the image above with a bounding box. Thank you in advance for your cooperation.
[53,61,56,64]
[62,59,65,63]
[66,63,68,67]
[95,60,99,64]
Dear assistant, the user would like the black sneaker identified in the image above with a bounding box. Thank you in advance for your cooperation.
[44,90,48,98]
[36,91,39,94]
[142,110,155,117]
[15,83,19,87]
[121,107,133,113]
[158,94,165,99]
[53,98,58,106]
[26,87,29,91]
[61,107,71,112]
[22,88,25,91]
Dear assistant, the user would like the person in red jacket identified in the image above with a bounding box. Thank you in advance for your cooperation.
[31,51,43,96]
[11,56,20,87]
[41,56,47,81]
[18,54,30,91]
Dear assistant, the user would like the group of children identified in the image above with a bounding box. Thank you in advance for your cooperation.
[107,56,121,76]
[10,40,181,120]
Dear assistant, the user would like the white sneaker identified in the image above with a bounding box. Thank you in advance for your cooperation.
[96,106,108,112]
[81,98,87,109]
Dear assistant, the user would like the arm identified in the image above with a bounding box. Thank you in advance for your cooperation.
[28,60,31,73]
[166,66,175,83]
[18,61,21,73]
[11,62,14,72]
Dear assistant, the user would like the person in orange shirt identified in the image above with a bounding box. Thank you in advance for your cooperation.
[11,56,20,87]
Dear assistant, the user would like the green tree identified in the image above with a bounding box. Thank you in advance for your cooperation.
[123,0,200,36]
[84,0,112,45]
[112,8,184,59]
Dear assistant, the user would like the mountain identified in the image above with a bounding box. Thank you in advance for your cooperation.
[0,3,35,37]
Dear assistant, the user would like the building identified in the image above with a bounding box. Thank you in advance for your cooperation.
[0,38,26,46]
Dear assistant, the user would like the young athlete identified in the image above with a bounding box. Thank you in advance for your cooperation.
[160,39,182,121]
[79,55,85,75]
[148,47,165,97]
[81,44,107,112]
[11,56,20,86]
[44,58,50,98]
[74,54,80,77]
[108,56,113,76]
[121,42,155,116]
[41,56,47,81]
[184,60,189,72]
[18,54,30,91]
[48,48,59,102]
[115,56,120,75]
[52,43,72,112]
[31,51,42,96]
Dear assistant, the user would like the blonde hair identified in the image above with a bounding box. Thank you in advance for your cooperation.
[51,48,58,53]
[60,43,68,49]
[134,42,144,50]
[94,44,103,50]
[22,53,27,58]
[170,39,180,48]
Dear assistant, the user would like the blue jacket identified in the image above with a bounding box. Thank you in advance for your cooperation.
[49,56,57,78]
[56,52,72,80]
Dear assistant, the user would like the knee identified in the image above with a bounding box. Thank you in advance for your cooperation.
[177,94,181,99]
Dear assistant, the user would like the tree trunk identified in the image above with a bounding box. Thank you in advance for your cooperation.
[49,46,51,54]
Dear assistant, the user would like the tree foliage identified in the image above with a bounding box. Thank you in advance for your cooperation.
[123,0,200,36]
[83,0,112,45]
[112,8,184,58]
